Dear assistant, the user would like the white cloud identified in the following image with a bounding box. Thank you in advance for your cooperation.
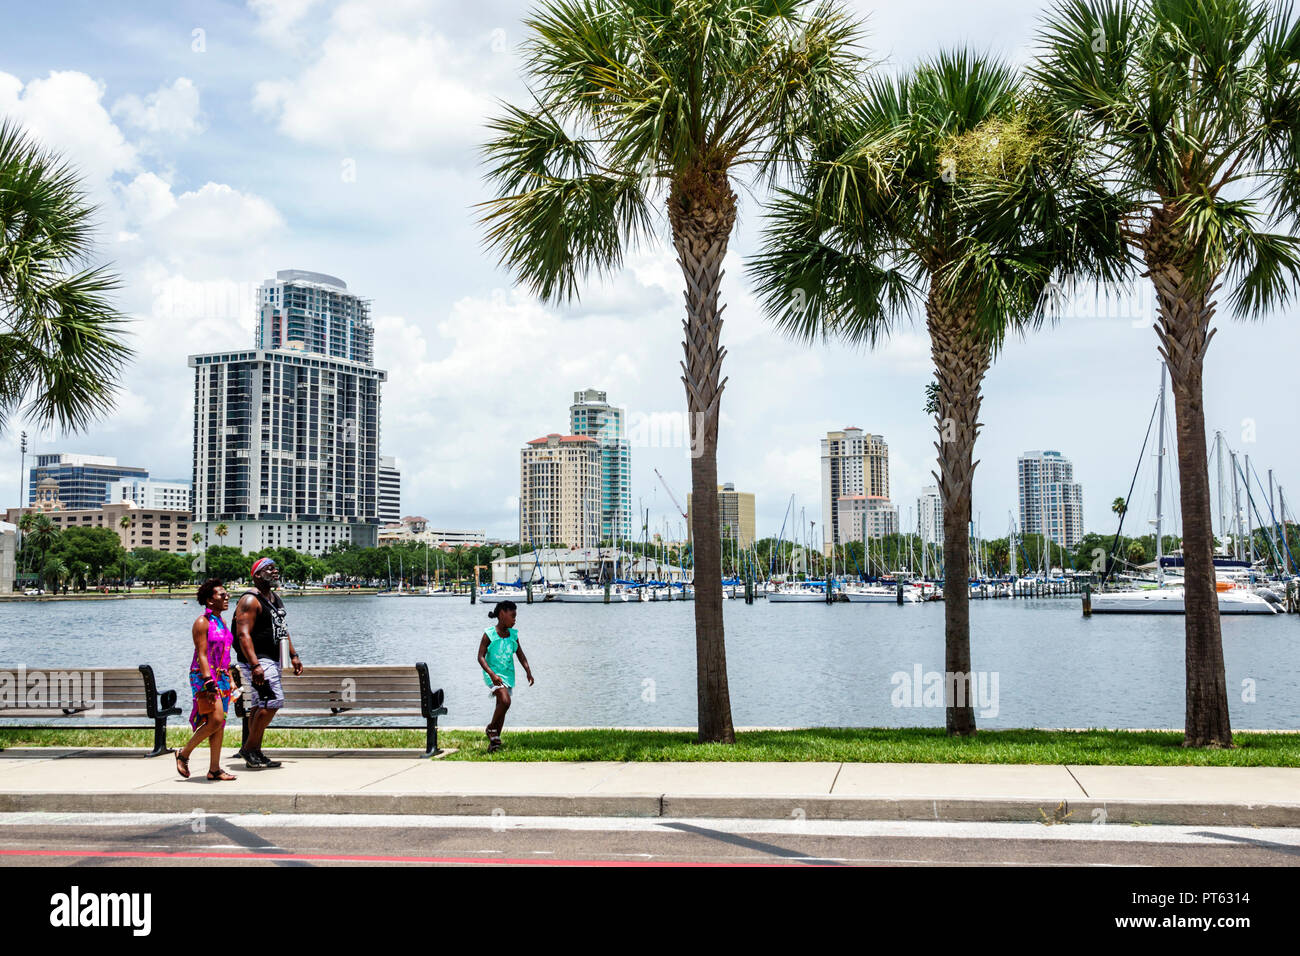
[112,77,203,138]
[248,0,323,47]
[0,69,137,185]
[251,1,499,157]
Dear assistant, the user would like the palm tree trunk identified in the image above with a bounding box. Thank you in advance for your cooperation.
[927,293,990,737]
[670,167,736,744]
[1146,228,1232,748]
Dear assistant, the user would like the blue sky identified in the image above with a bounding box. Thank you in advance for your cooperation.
[2,0,1296,542]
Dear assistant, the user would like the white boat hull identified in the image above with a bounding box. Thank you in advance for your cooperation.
[551,589,630,602]
[844,588,921,604]
[768,590,830,603]
[1089,587,1278,615]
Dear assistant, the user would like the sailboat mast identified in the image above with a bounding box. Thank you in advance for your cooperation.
[1269,469,1279,570]
[1214,431,1227,553]
[1230,450,1243,560]
[1154,367,1167,585]
[1245,454,1254,564]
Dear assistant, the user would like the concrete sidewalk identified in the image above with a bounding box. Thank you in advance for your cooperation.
[1,748,1297,826]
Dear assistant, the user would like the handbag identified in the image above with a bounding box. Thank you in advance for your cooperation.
[195,675,219,715]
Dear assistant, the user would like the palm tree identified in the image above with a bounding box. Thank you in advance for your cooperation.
[1111,496,1127,520]
[1033,0,1300,747]
[25,512,58,571]
[17,511,36,572]
[41,556,67,593]
[750,50,1123,734]
[479,0,864,742]
[214,523,229,549]
[0,121,131,436]
[69,560,89,592]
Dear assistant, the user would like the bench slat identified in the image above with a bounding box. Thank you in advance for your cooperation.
[1,709,151,718]
[276,700,424,711]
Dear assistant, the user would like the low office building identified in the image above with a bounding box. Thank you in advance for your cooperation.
[106,478,192,511]
[0,521,16,594]
[491,548,686,585]
[378,517,486,548]
[4,501,191,555]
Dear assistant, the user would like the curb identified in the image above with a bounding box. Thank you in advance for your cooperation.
[2,790,1297,827]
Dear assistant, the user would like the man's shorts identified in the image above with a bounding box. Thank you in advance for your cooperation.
[238,659,285,710]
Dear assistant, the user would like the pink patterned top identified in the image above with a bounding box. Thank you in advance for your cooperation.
[191,610,233,676]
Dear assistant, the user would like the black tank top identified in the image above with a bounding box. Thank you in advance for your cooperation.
[237,589,287,663]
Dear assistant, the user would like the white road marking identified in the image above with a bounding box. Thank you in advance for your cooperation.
[0,811,1296,846]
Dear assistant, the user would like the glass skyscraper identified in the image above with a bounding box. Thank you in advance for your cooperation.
[256,270,374,365]
[28,454,148,511]
[569,388,631,543]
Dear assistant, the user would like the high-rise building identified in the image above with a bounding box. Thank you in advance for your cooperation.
[917,485,944,546]
[189,272,387,556]
[378,455,401,525]
[520,434,601,549]
[820,427,891,553]
[837,494,899,541]
[256,270,374,365]
[106,478,192,511]
[686,482,756,547]
[569,388,631,543]
[28,454,148,511]
[1018,450,1085,548]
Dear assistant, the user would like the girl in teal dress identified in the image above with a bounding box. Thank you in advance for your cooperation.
[476,601,534,752]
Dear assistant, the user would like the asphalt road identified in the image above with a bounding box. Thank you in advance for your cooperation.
[2,812,1299,866]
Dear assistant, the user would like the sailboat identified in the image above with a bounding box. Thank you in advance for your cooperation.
[1090,368,1278,615]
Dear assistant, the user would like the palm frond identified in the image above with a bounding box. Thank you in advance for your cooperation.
[0,120,132,435]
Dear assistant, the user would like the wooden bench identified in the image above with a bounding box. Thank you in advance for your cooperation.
[0,665,182,757]
[231,663,449,757]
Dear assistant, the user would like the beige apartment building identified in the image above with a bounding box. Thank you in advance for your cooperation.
[6,479,191,554]
[837,494,899,542]
[686,482,756,547]
[821,426,891,553]
[520,434,602,549]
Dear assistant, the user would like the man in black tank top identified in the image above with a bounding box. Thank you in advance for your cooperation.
[233,557,303,768]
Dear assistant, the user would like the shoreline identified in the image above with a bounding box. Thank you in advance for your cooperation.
[0,588,384,602]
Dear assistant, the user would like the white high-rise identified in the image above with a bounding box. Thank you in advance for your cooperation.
[189,271,386,556]
[917,485,944,546]
[107,478,192,512]
[378,456,401,524]
[1018,450,1085,548]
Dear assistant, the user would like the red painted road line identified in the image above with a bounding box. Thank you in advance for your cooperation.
[0,847,803,866]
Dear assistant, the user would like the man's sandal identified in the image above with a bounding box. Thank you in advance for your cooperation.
[207,769,237,781]
[175,752,190,778]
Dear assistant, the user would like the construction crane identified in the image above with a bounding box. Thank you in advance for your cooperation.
[654,468,688,519]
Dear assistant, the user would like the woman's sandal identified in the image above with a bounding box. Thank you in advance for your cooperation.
[207,769,237,781]
[487,734,502,753]
[175,752,190,778]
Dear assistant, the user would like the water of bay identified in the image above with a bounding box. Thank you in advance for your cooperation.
[1,594,1296,729]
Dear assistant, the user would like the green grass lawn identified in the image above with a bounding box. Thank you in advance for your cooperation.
[2,726,1297,765]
